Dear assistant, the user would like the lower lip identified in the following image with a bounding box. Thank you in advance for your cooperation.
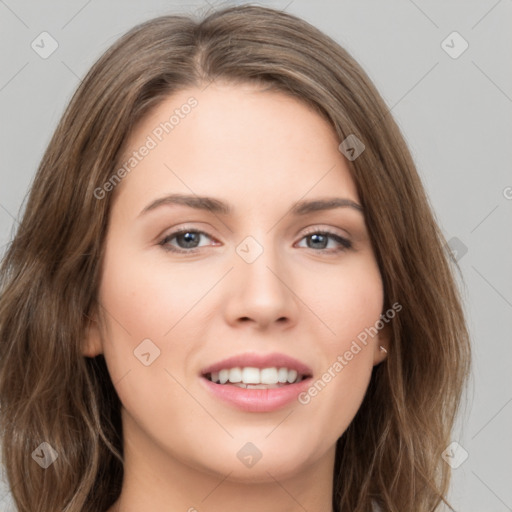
[200,376,312,412]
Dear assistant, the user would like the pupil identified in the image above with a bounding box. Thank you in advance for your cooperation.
[178,232,199,248]
[309,234,327,249]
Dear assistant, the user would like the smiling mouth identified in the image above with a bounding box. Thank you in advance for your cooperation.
[203,366,311,389]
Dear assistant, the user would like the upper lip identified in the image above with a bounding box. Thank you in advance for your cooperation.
[201,352,313,377]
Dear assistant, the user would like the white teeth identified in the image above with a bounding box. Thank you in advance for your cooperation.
[242,367,260,384]
[287,369,298,383]
[277,367,288,383]
[207,366,305,385]
[219,369,229,384]
[228,367,242,383]
[260,368,279,384]
[231,383,283,389]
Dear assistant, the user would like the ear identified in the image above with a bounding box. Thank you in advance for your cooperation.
[82,309,103,357]
[373,322,391,366]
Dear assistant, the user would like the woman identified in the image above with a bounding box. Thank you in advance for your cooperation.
[0,5,471,511]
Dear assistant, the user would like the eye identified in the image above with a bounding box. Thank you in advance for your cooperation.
[158,227,352,255]
[296,229,352,253]
[159,229,217,253]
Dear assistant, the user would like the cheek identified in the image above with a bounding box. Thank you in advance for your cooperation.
[96,240,227,410]
[308,253,384,344]
[95,246,189,389]
[95,247,209,443]
[299,256,383,434]
[98,244,218,342]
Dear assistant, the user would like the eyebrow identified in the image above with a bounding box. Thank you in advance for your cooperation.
[138,193,364,217]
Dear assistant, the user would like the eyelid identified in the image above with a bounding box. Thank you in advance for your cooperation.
[300,225,350,240]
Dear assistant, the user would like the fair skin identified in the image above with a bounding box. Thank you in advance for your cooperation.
[84,81,389,512]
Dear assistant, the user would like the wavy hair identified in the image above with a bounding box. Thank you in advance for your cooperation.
[0,5,471,511]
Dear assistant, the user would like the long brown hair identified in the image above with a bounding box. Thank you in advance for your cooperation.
[0,5,471,511]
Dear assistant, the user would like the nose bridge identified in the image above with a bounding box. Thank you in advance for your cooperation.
[235,233,284,294]
[226,232,297,326]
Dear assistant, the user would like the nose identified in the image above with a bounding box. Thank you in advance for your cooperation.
[223,239,299,331]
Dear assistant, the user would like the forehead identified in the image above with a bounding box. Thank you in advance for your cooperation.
[112,82,359,216]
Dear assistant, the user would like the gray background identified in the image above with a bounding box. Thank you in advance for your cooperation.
[0,1,511,510]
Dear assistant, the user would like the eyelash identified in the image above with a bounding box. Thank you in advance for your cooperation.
[158,227,352,255]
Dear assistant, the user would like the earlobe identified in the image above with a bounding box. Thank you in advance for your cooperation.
[373,323,391,366]
[82,312,103,357]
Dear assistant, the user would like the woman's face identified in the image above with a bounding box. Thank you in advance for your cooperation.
[85,81,389,482]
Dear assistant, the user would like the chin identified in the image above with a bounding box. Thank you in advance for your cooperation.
[191,442,322,483]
